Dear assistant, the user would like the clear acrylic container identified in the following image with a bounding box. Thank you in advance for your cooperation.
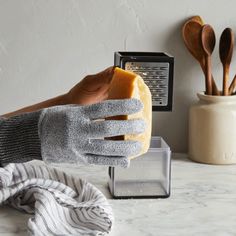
[108,136,171,199]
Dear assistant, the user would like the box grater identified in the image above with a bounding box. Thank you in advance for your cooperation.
[108,51,174,199]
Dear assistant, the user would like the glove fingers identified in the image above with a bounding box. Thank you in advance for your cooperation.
[89,119,146,138]
[84,154,130,168]
[83,139,142,156]
[83,98,143,120]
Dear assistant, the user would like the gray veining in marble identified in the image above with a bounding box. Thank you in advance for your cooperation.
[1,154,236,236]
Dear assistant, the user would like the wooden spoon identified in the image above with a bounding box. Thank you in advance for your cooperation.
[182,19,220,95]
[182,16,204,34]
[201,24,216,95]
[182,21,205,61]
[189,15,204,25]
[219,28,234,96]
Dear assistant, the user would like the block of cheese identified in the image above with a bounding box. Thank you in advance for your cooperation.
[107,67,152,159]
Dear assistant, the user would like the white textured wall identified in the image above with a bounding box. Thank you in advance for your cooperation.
[0,0,236,152]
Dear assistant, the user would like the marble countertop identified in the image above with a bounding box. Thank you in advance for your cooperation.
[1,154,236,236]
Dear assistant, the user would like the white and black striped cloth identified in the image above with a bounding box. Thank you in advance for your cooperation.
[0,162,113,235]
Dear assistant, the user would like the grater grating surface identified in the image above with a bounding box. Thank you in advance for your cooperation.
[125,62,169,106]
[114,51,174,111]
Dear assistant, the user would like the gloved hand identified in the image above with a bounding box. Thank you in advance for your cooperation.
[39,98,145,168]
[0,99,145,168]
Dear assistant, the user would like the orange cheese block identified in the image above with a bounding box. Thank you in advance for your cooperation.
[107,67,152,159]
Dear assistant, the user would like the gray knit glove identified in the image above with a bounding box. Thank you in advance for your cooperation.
[39,99,145,168]
[0,99,145,168]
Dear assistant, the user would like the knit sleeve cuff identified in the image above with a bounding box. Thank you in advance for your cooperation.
[0,111,42,166]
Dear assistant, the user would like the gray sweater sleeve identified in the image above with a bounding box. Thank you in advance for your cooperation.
[0,111,42,166]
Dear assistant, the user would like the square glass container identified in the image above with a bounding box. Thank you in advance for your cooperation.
[108,136,171,199]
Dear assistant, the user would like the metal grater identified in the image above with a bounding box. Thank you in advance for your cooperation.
[114,52,174,111]
[108,52,174,199]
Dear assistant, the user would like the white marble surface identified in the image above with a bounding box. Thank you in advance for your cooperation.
[1,154,236,236]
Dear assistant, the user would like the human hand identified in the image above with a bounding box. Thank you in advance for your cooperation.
[39,98,145,168]
[66,67,115,105]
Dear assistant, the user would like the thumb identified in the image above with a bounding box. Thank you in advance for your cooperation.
[80,66,115,92]
[91,66,115,84]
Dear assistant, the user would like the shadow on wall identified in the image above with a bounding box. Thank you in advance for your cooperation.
[152,17,201,153]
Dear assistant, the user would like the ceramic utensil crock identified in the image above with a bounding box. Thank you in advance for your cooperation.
[189,92,236,164]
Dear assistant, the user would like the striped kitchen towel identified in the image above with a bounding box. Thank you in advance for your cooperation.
[0,162,113,235]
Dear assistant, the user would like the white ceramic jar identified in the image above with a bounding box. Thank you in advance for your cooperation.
[189,92,236,164]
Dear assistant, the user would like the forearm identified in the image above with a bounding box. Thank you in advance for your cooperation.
[2,94,68,118]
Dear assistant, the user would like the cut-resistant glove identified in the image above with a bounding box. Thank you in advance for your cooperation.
[0,99,145,168]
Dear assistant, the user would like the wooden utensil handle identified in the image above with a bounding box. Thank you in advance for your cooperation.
[212,78,220,95]
[223,67,229,95]
[200,61,219,95]
[229,74,236,94]
[206,56,212,95]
